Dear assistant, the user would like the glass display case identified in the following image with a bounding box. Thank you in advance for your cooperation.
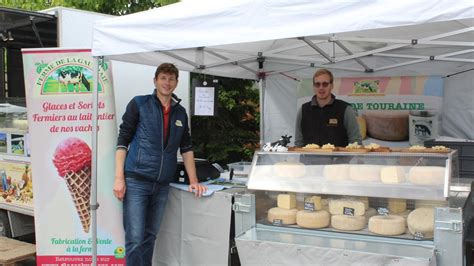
[234,150,471,266]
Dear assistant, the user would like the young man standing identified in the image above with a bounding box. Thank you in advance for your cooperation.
[113,63,207,266]
[294,68,361,147]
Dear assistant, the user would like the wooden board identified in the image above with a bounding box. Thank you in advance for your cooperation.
[291,147,335,152]
[400,148,451,153]
[0,236,36,264]
[337,147,370,153]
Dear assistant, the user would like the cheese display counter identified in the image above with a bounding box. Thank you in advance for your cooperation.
[234,150,472,266]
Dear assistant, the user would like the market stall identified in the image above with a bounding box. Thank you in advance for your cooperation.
[90,0,473,265]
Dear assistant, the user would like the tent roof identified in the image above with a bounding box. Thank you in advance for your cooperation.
[92,0,474,80]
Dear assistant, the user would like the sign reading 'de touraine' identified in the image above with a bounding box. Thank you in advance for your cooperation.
[22,48,125,265]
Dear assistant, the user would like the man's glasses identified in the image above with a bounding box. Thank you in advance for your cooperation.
[314,81,331,88]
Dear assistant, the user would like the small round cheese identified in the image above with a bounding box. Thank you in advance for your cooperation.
[388,198,407,214]
[408,166,445,185]
[323,164,350,181]
[331,215,366,231]
[267,207,298,225]
[349,165,381,182]
[273,162,306,178]
[407,208,434,238]
[380,166,406,184]
[328,199,366,216]
[296,210,330,229]
[368,215,406,236]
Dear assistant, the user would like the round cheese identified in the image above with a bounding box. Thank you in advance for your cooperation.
[364,111,409,141]
[267,207,298,225]
[415,200,447,209]
[380,166,406,184]
[328,199,366,216]
[368,215,406,236]
[349,165,381,182]
[407,208,434,239]
[296,210,330,229]
[331,215,366,231]
[273,162,306,178]
[408,166,445,185]
[323,164,350,181]
[388,198,407,214]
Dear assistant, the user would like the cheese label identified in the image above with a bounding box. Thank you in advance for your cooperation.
[377,207,389,216]
[272,219,283,226]
[343,207,355,216]
[304,202,315,211]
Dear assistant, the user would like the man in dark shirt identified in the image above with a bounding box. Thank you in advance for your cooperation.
[113,63,207,266]
[295,68,361,147]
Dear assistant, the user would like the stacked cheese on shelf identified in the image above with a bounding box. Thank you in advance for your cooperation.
[267,194,298,225]
[407,207,435,239]
[296,195,330,229]
[329,198,366,231]
[408,166,445,185]
[367,198,407,236]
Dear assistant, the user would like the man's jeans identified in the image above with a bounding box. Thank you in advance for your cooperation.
[123,177,170,266]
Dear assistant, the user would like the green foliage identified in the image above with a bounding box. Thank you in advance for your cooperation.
[190,74,260,167]
[2,0,178,15]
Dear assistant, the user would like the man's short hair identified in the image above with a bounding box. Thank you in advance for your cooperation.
[155,63,179,80]
[313,68,333,83]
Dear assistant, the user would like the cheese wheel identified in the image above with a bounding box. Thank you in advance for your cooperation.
[368,215,406,236]
[388,198,407,214]
[365,207,377,221]
[350,165,381,182]
[267,207,298,225]
[273,162,306,178]
[329,199,366,216]
[408,166,445,185]
[380,166,406,184]
[331,215,366,231]
[323,164,350,181]
[296,210,330,229]
[364,111,409,141]
[277,194,296,209]
[415,200,447,209]
[407,208,434,238]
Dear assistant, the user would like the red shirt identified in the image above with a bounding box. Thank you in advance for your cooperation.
[162,104,170,142]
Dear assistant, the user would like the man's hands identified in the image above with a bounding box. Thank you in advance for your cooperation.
[188,182,207,197]
[113,176,126,201]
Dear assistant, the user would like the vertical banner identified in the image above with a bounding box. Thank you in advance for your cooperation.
[22,48,125,265]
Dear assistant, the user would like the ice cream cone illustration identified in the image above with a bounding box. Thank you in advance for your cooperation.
[53,137,92,233]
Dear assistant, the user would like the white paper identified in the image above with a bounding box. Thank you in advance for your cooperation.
[194,86,215,116]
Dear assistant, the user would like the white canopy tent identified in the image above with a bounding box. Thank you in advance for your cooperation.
[89,0,473,264]
[91,0,474,142]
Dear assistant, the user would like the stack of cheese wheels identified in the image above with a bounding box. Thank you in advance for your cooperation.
[296,210,330,228]
[368,215,406,236]
[380,166,406,184]
[273,161,306,178]
[323,164,350,181]
[388,198,407,214]
[349,165,382,182]
[408,166,445,185]
[329,199,366,231]
[407,207,435,238]
[267,194,298,225]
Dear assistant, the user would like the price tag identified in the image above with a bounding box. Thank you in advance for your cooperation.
[343,207,355,216]
[272,219,283,226]
[304,202,315,211]
[377,207,389,216]
[413,232,425,240]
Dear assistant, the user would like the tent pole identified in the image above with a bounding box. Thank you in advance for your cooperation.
[258,78,265,147]
[91,56,101,266]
